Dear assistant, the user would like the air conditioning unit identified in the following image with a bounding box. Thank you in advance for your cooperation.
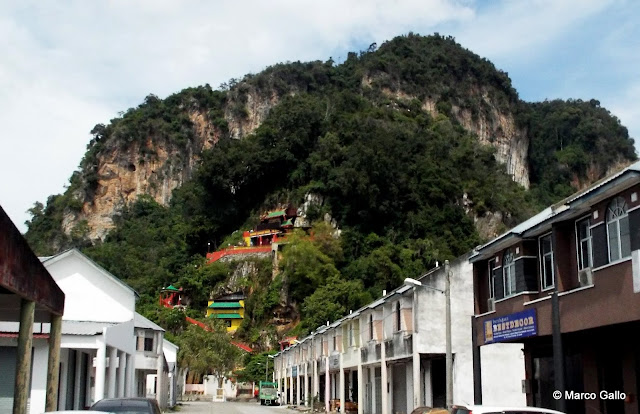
[578,268,593,287]
[487,298,495,312]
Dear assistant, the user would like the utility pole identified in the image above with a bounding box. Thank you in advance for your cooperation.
[445,260,453,411]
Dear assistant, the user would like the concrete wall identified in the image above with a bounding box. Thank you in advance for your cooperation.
[480,343,526,406]
[414,257,526,407]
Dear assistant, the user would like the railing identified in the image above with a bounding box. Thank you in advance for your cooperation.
[360,342,381,363]
[185,384,205,394]
[206,246,272,262]
[384,331,412,359]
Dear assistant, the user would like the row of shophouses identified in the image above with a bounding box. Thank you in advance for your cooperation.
[0,206,180,414]
[274,161,640,414]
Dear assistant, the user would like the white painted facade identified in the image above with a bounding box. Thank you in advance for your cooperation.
[44,249,138,411]
[273,254,526,413]
[133,312,180,409]
[0,249,158,413]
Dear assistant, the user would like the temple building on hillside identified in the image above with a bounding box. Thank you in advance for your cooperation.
[207,292,246,333]
[207,205,303,263]
[159,284,184,309]
[243,206,298,247]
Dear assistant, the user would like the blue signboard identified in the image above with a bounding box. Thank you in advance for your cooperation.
[484,308,537,344]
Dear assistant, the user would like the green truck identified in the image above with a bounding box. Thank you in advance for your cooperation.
[259,381,278,405]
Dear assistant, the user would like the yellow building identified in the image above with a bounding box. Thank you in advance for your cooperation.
[206,296,245,333]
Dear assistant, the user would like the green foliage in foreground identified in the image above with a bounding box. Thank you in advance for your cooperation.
[236,351,277,384]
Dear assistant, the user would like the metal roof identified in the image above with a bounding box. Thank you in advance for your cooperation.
[470,160,640,262]
[134,312,164,331]
[61,320,117,335]
[567,160,640,203]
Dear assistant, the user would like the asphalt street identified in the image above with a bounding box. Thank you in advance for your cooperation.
[174,400,294,414]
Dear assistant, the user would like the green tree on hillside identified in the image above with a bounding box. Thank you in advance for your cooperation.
[176,321,242,377]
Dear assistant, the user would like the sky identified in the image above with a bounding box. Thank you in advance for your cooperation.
[1,0,639,233]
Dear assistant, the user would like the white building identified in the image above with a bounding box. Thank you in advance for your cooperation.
[163,339,180,407]
[1,248,179,413]
[273,254,526,414]
[42,249,138,410]
[134,313,180,408]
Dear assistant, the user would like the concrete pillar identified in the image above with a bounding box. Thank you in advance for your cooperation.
[73,351,83,409]
[339,355,345,412]
[357,364,364,414]
[156,332,165,408]
[85,352,93,407]
[313,359,319,401]
[304,363,308,406]
[277,366,282,403]
[381,348,388,414]
[289,371,293,405]
[412,352,421,409]
[296,367,301,405]
[94,338,107,401]
[423,361,432,406]
[325,358,330,412]
[117,351,126,397]
[13,299,35,414]
[108,347,118,398]
[125,354,135,397]
[45,313,62,411]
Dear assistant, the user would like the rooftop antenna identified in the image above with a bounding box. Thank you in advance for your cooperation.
[382,289,387,296]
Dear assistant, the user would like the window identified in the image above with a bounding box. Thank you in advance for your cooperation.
[539,233,554,290]
[348,323,354,346]
[488,258,496,300]
[503,250,516,297]
[369,314,374,341]
[144,337,154,352]
[226,320,232,328]
[576,217,592,270]
[607,197,631,262]
[395,302,401,332]
[332,335,337,351]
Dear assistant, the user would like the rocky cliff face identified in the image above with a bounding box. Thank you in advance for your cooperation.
[63,79,532,241]
[63,85,285,241]
[378,82,530,188]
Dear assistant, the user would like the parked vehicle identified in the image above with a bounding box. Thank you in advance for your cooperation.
[451,405,566,414]
[44,411,114,414]
[258,380,279,405]
[410,407,448,414]
[90,398,161,414]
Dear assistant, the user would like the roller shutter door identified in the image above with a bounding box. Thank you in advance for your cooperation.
[0,347,17,413]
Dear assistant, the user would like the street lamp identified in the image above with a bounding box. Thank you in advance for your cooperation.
[404,259,453,411]
[267,355,275,382]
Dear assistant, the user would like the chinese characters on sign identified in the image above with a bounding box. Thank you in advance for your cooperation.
[484,308,537,343]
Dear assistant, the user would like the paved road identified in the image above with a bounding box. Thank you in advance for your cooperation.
[175,400,293,414]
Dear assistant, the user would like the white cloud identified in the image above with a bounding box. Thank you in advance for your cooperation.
[0,0,638,233]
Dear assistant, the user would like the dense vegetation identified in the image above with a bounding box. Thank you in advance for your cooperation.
[24,33,636,351]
